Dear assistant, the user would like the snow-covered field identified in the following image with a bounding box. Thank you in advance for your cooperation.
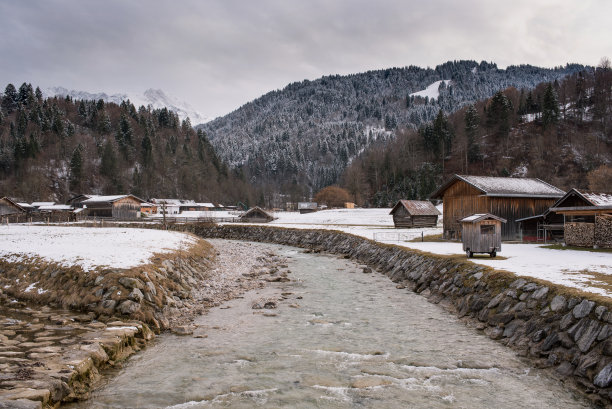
[0,225,198,271]
[240,208,612,297]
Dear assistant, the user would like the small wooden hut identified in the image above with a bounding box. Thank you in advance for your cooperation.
[460,213,507,257]
[0,197,25,216]
[389,200,440,228]
[240,207,274,223]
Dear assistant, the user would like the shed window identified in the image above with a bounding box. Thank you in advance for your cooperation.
[480,225,495,235]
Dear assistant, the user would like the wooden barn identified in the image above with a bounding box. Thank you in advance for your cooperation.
[0,197,25,216]
[430,175,564,241]
[240,207,274,223]
[460,213,506,257]
[389,200,440,228]
[81,195,144,219]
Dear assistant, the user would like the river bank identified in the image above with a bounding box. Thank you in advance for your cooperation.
[0,239,290,408]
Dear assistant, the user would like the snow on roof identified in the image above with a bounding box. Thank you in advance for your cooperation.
[197,202,215,207]
[580,191,612,206]
[31,202,56,207]
[17,203,33,208]
[152,198,182,205]
[460,213,507,223]
[391,200,440,216]
[81,195,144,204]
[431,175,565,198]
[409,80,451,101]
[37,205,73,211]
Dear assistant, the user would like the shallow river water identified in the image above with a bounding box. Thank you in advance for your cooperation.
[69,241,590,408]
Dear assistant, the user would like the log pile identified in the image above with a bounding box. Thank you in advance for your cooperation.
[595,215,612,249]
[565,222,594,247]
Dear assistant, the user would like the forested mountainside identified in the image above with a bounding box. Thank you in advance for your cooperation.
[341,63,612,206]
[0,84,258,204]
[201,60,585,197]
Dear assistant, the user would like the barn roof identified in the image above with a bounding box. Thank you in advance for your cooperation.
[0,197,26,213]
[31,201,56,207]
[82,194,145,204]
[38,204,74,211]
[430,175,565,199]
[241,206,274,220]
[389,200,441,216]
[460,213,507,223]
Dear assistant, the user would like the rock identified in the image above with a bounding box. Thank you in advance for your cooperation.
[171,325,194,336]
[531,286,549,300]
[487,293,505,309]
[522,282,539,292]
[576,320,602,352]
[541,332,560,351]
[510,278,526,289]
[117,300,141,315]
[532,329,546,342]
[101,299,117,310]
[572,300,595,319]
[595,305,608,320]
[556,361,575,377]
[145,281,157,296]
[549,295,567,312]
[598,324,612,341]
[594,363,612,388]
[559,312,575,330]
[567,297,580,310]
[118,277,145,290]
[129,288,144,302]
[94,275,104,285]
[488,312,514,326]
[362,267,372,274]
[485,327,504,340]
[603,339,612,356]
[503,319,524,338]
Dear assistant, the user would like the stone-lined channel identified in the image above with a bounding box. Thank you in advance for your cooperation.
[67,241,590,408]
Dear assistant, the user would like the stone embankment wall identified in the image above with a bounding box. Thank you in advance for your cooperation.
[176,223,612,406]
[0,240,215,333]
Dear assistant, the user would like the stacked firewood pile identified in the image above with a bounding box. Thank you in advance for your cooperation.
[595,215,612,248]
[565,222,595,247]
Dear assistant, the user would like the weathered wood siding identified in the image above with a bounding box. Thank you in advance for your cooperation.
[462,220,502,253]
[392,207,437,228]
[442,180,557,240]
[112,197,141,220]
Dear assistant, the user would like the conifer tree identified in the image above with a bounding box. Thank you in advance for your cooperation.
[542,83,560,127]
[2,84,18,113]
[464,104,481,163]
[69,144,83,190]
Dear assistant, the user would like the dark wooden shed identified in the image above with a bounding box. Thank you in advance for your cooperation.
[460,213,507,257]
[0,197,25,216]
[389,200,440,228]
[240,207,274,223]
[430,175,564,241]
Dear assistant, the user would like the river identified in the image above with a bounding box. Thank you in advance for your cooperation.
[68,240,590,408]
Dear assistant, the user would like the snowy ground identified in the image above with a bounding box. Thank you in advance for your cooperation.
[236,208,612,297]
[0,225,198,271]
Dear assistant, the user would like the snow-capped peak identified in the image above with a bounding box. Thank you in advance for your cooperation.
[44,87,210,125]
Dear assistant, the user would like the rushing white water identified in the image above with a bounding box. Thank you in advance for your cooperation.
[68,241,590,408]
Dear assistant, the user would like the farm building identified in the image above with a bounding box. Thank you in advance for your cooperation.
[298,202,317,214]
[430,175,564,241]
[389,200,440,228]
[140,202,158,215]
[460,214,506,257]
[0,197,26,216]
[81,195,144,219]
[549,189,612,248]
[150,199,181,215]
[240,207,274,223]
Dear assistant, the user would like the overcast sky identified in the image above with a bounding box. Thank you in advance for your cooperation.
[0,0,610,120]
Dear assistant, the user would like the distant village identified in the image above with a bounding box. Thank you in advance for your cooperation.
[1,174,611,251]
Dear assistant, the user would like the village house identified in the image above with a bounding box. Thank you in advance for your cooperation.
[430,175,565,241]
[150,199,181,215]
[548,189,612,248]
[389,200,440,228]
[140,202,158,216]
[240,207,274,223]
[81,195,144,219]
[0,197,26,216]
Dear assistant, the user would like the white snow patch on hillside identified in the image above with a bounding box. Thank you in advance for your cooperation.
[410,80,452,101]
[0,225,198,271]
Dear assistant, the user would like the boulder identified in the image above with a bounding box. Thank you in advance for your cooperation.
[117,300,141,315]
[549,295,567,312]
[118,277,145,290]
[572,300,595,319]
[594,363,612,388]
[129,288,144,302]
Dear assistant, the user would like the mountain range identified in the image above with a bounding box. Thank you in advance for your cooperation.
[198,60,586,195]
[44,87,209,125]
